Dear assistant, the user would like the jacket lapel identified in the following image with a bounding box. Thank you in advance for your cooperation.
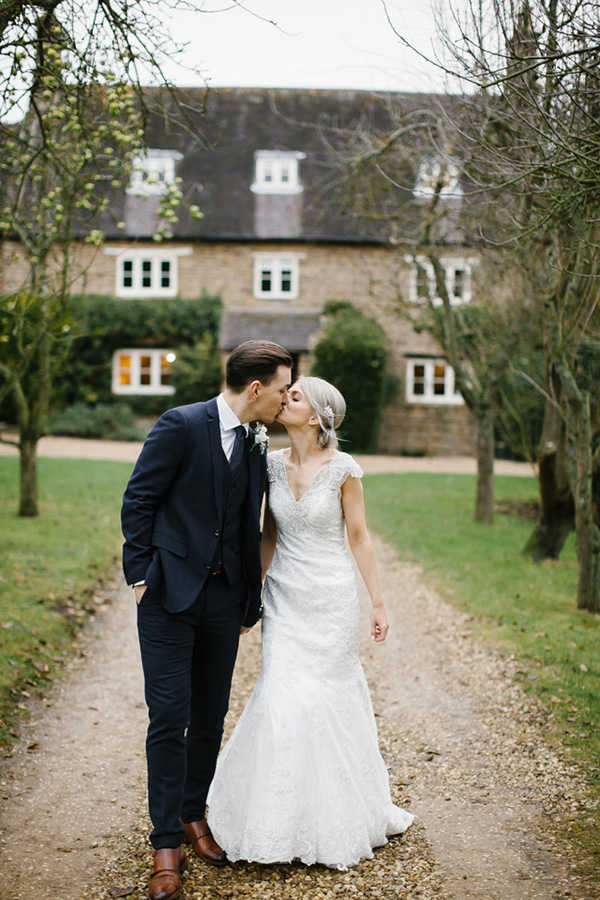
[207,397,224,511]
[247,427,263,520]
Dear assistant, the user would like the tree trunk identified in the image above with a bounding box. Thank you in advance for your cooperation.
[573,393,600,612]
[523,381,574,560]
[475,402,495,524]
[19,433,39,517]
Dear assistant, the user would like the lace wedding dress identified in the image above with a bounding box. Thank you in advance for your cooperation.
[207,450,414,870]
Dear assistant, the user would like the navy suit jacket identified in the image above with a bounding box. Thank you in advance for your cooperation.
[121,397,266,627]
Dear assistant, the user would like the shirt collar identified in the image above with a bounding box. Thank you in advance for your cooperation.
[217,393,249,435]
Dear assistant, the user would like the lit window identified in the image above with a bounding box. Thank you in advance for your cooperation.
[405,359,464,405]
[127,149,183,196]
[404,254,477,306]
[252,254,302,300]
[413,157,462,199]
[112,349,176,395]
[251,151,306,194]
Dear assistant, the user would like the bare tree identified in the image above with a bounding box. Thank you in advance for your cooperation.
[391,0,600,609]
[322,93,533,524]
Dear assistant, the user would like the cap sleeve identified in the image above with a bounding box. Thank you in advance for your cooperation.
[329,453,364,490]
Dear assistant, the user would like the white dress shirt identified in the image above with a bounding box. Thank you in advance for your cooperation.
[216,392,249,459]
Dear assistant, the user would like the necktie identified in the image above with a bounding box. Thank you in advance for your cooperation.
[229,425,246,474]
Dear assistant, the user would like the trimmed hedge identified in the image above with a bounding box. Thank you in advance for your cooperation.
[47,402,146,441]
[55,292,222,416]
[312,302,387,454]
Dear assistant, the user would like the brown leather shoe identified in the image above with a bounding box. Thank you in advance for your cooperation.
[182,818,227,866]
[148,846,187,900]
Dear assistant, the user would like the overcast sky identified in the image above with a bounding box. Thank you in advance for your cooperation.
[162,0,455,93]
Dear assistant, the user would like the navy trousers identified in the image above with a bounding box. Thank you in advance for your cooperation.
[137,574,246,849]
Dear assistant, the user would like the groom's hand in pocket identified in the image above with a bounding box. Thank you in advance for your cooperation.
[134,584,148,604]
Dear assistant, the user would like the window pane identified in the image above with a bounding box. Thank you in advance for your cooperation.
[261,268,272,292]
[161,260,171,288]
[119,354,131,385]
[122,260,133,288]
[433,364,446,395]
[413,364,426,395]
[140,355,152,385]
[280,269,292,292]
[142,260,152,288]
[453,269,465,298]
[281,165,289,182]
[161,353,173,386]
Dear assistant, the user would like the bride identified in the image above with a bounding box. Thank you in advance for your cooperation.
[207,375,414,870]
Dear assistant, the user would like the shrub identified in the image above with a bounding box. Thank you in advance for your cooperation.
[53,292,222,411]
[170,334,223,406]
[312,304,387,454]
[47,402,146,441]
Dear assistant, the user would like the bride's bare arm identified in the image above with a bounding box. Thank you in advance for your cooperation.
[341,476,390,643]
[260,485,277,579]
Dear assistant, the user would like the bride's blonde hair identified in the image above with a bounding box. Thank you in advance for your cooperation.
[296,375,346,450]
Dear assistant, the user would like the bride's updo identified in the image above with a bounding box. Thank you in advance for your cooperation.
[297,375,346,450]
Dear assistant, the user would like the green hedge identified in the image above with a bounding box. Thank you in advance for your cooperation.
[312,302,387,454]
[53,292,222,415]
[47,401,146,441]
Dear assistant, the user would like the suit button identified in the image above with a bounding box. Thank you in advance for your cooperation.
[214,529,221,536]
[216,559,222,567]
[204,563,211,570]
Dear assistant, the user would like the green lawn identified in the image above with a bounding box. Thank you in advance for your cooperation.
[364,472,600,867]
[0,455,133,744]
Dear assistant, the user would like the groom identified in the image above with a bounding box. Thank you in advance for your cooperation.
[121,340,292,900]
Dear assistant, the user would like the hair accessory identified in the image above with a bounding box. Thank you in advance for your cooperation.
[323,405,335,427]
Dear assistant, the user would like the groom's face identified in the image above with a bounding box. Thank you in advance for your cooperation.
[253,366,292,423]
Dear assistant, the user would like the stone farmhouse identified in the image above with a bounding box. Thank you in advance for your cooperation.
[5,87,483,455]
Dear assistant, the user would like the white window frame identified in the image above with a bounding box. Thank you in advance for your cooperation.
[404,254,478,306]
[405,358,464,405]
[413,157,462,199]
[104,246,192,298]
[252,253,304,300]
[112,348,176,396]
[127,149,183,196]
[250,150,306,194]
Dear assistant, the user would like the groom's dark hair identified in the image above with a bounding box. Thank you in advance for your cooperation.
[226,341,293,392]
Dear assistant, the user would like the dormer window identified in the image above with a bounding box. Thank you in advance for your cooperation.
[127,149,183,196]
[413,157,462,199]
[251,151,305,194]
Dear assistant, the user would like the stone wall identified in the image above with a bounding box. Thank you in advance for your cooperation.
[1,238,480,456]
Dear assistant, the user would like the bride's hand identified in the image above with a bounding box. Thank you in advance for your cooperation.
[370,603,389,642]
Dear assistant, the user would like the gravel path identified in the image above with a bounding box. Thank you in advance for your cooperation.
[0,444,595,900]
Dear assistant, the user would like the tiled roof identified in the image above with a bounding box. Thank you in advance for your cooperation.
[219,309,322,352]
[97,87,469,245]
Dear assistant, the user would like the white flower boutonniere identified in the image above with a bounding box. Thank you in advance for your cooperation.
[251,422,269,454]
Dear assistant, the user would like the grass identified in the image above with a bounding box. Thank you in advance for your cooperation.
[0,455,133,745]
[364,472,600,870]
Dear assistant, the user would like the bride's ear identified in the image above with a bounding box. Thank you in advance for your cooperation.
[308,414,320,427]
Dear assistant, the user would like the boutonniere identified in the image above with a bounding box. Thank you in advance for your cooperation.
[251,422,268,454]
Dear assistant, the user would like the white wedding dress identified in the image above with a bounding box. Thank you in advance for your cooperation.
[207,450,414,870]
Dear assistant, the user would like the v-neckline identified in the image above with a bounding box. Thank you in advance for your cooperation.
[281,450,339,503]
